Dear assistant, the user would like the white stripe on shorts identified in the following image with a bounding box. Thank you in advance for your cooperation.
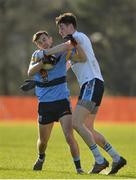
[82,79,96,101]
[89,79,96,101]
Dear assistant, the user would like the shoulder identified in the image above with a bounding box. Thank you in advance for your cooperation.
[73,31,89,39]
[73,31,90,43]
[31,50,41,63]
[32,49,41,57]
[31,49,44,61]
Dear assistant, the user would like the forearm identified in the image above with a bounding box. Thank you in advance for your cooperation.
[44,41,72,55]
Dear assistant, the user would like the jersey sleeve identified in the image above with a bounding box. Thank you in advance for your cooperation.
[31,50,44,65]
[73,32,93,57]
[73,32,83,44]
[73,32,90,48]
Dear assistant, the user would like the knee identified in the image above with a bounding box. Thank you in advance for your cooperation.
[72,117,78,129]
[73,122,79,131]
[88,126,94,133]
[85,121,95,133]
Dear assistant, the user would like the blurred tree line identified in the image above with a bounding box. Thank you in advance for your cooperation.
[0,0,136,96]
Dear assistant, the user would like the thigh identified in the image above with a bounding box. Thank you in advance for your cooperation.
[72,104,90,125]
[85,114,96,130]
[78,78,104,114]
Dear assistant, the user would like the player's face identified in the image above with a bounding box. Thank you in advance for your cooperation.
[36,34,53,50]
[58,23,73,38]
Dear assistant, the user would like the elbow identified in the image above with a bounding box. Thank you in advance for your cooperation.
[81,58,86,62]
[27,70,30,77]
[80,51,87,61]
[27,69,32,77]
[81,55,87,62]
[78,54,87,62]
[78,58,87,63]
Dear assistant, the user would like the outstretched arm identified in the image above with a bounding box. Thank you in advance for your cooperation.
[44,40,87,62]
[44,40,72,55]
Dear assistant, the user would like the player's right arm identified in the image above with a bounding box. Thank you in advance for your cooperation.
[43,38,86,63]
[28,60,43,77]
[28,51,44,77]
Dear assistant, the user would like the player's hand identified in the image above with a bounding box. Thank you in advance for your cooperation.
[64,34,77,47]
[20,79,36,91]
[41,55,58,65]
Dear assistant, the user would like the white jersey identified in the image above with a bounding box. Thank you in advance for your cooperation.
[71,31,104,87]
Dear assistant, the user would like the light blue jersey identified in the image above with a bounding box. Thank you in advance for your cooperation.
[31,50,70,102]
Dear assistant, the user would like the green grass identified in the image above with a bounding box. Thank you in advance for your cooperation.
[0,121,136,179]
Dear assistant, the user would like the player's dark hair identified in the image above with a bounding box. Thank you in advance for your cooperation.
[32,31,49,43]
[56,12,77,29]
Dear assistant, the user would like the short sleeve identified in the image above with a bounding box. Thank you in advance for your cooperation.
[31,50,44,64]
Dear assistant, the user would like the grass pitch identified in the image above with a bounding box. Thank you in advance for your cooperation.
[0,121,136,179]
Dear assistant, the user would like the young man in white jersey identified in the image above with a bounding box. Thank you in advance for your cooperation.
[23,31,84,174]
[42,13,127,174]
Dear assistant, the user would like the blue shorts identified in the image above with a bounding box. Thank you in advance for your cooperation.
[78,78,104,114]
[38,99,72,124]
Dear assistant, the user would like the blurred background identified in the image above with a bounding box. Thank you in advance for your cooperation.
[0,0,136,122]
[0,0,136,96]
[0,1,136,178]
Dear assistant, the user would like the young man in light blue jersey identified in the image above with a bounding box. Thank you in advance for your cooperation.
[26,31,84,174]
[38,13,127,175]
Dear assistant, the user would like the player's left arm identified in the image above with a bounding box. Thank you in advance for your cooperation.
[71,34,87,62]
[72,44,86,62]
